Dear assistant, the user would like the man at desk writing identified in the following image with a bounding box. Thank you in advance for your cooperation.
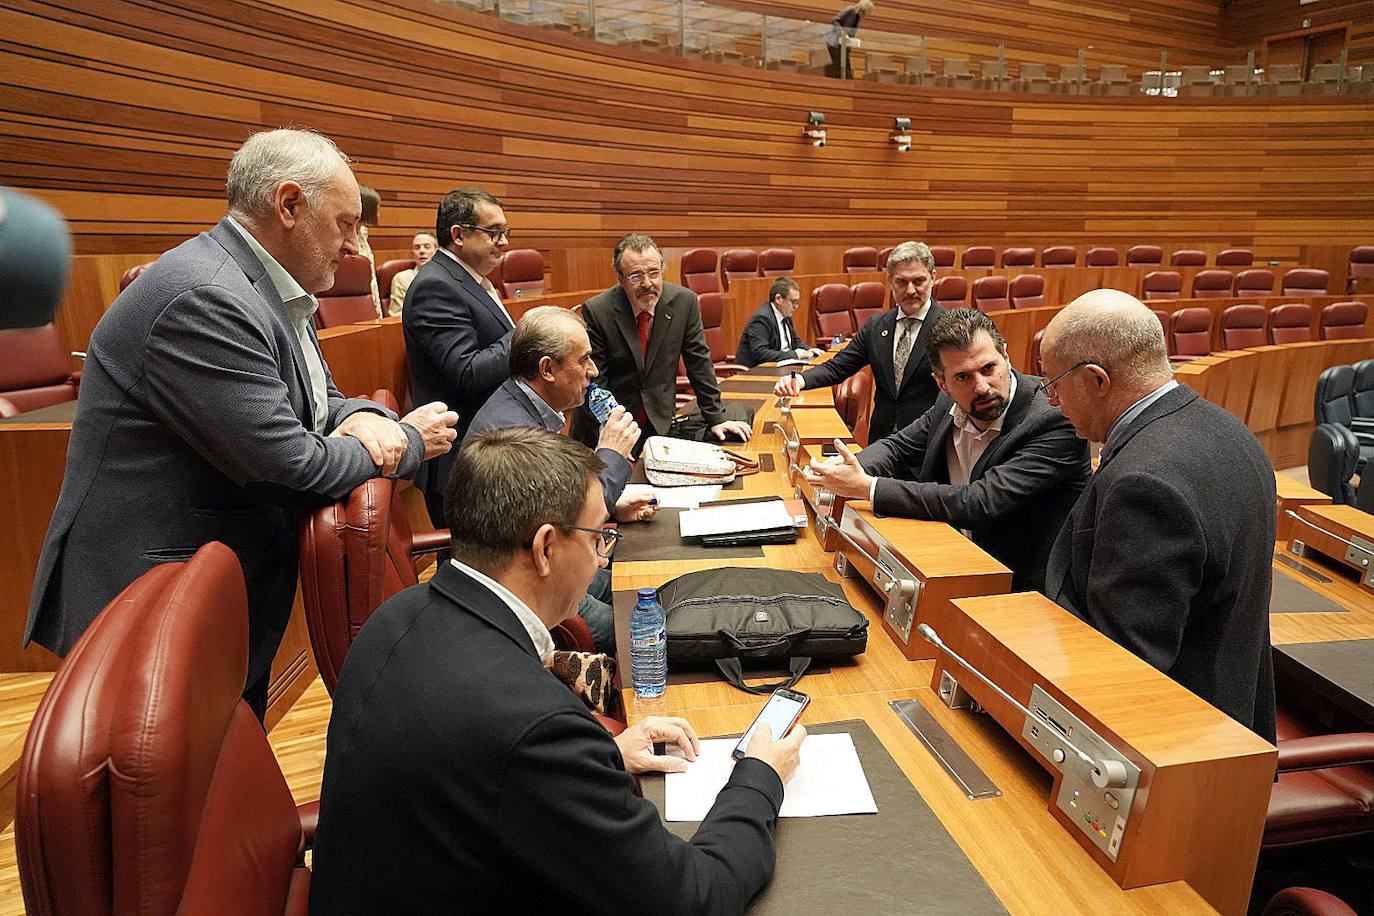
[802,308,1090,591]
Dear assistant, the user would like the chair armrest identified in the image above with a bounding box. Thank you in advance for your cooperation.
[410,529,452,555]
[714,362,748,380]
[0,396,18,419]
[1276,733,1374,773]
[551,615,596,653]
[296,800,320,852]
[595,713,626,737]
[1349,417,1374,432]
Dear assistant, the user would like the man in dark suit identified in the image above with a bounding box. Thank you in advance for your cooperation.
[1041,290,1277,742]
[580,233,752,444]
[24,129,457,718]
[403,185,516,522]
[736,277,824,367]
[774,240,945,441]
[311,427,804,912]
[802,308,1090,592]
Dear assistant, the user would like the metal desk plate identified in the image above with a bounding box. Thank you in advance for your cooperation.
[891,699,1001,800]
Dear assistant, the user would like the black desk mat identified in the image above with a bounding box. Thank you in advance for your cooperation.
[614,508,766,562]
[628,452,775,490]
[642,719,1007,915]
[1274,638,1374,723]
[721,378,783,394]
[1270,568,1349,614]
[735,365,796,379]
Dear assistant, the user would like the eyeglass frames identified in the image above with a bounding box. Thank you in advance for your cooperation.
[1035,361,1100,398]
[522,525,620,558]
[460,223,511,242]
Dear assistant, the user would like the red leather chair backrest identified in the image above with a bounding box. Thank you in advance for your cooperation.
[0,324,79,414]
[1085,247,1120,267]
[960,246,996,269]
[1141,270,1182,300]
[850,281,887,326]
[1170,250,1207,267]
[1041,246,1078,267]
[929,246,956,268]
[316,254,378,327]
[719,249,759,291]
[811,283,856,340]
[1234,268,1276,297]
[1216,248,1254,267]
[1192,269,1235,298]
[1009,274,1044,308]
[1126,244,1164,266]
[1221,305,1268,349]
[1268,303,1316,344]
[1321,301,1369,340]
[835,366,875,447]
[760,248,795,276]
[1351,246,1374,282]
[680,248,719,294]
[698,292,731,362]
[933,275,968,309]
[16,542,307,916]
[877,246,895,271]
[118,260,156,291]
[1001,247,1036,268]
[971,275,1009,312]
[1169,307,1213,357]
[842,247,879,273]
[1031,330,1045,375]
[376,258,415,302]
[1282,268,1330,297]
[1152,311,1170,349]
[498,249,546,298]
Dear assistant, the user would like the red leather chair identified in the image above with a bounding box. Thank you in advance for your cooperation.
[834,366,874,447]
[1000,247,1036,268]
[1041,246,1078,267]
[1283,268,1331,297]
[1235,268,1276,298]
[933,275,968,309]
[680,248,719,294]
[876,246,895,271]
[1262,887,1358,916]
[496,249,546,298]
[811,283,856,342]
[0,324,80,416]
[1151,310,1170,344]
[960,246,996,269]
[1216,248,1254,267]
[1348,245,1374,294]
[697,292,747,378]
[971,275,1009,312]
[316,254,378,327]
[1126,244,1164,266]
[1030,330,1045,375]
[760,248,795,276]
[850,281,887,326]
[1192,269,1235,298]
[1221,304,1268,348]
[842,247,879,273]
[16,542,314,915]
[1269,303,1316,344]
[1168,307,1212,358]
[928,246,956,269]
[1169,249,1207,267]
[118,260,156,291]
[1085,247,1119,267]
[376,258,415,309]
[1321,301,1369,340]
[1008,274,1044,308]
[1141,270,1182,300]
[1264,702,1374,851]
[718,249,759,291]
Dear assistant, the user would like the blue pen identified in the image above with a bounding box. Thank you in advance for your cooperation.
[648,498,659,506]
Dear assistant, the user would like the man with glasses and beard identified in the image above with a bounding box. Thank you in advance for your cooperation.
[802,308,1089,592]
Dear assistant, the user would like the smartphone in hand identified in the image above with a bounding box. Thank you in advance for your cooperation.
[733,687,809,760]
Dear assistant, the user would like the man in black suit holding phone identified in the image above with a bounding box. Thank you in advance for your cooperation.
[736,277,824,367]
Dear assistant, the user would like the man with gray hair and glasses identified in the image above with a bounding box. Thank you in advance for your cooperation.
[774,240,946,441]
[24,128,457,719]
[1039,289,1276,742]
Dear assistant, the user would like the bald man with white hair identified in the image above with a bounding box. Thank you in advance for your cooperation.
[1039,289,1276,743]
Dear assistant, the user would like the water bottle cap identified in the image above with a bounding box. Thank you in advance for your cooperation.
[636,587,658,599]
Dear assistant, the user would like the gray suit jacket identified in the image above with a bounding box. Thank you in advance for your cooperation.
[464,377,632,514]
[1044,386,1277,743]
[858,370,1090,592]
[25,219,422,693]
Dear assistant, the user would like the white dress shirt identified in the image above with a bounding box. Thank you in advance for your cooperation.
[772,304,795,352]
[449,557,554,663]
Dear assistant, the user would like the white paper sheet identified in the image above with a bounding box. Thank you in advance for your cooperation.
[664,733,878,821]
[677,499,794,538]
[622,483,723,509]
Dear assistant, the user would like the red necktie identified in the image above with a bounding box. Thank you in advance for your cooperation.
[636,310,651,356]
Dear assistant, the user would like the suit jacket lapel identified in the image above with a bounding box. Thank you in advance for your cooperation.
[429,562,543,661]
[611,290,645,373]
[875,309,899,393]
[922,409,957,481]
[899,303,940,391]
[439,253,513,331]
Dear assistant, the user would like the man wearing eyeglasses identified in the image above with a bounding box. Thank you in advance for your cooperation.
[404,186,519,522]
[736,277,825,367]
[1039,290,1276,743]
[312,427,804,912]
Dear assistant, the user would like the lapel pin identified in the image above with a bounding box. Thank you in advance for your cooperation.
[881,328,889,337]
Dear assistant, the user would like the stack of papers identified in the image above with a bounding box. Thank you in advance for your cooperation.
[678,499,794,538]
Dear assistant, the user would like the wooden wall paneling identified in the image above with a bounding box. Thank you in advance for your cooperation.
[1223,0,1374,61]
[1244,345,1291,444]
[0,424,68,672]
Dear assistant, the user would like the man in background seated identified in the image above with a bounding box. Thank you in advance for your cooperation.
[774,241,945,441]
[464,305,658,651]
[311,427,804,913]
[578,233,752,446]
[1040,289,1277,742]
[803,308,1089,592]
[736,277,824,367]
[385,230,437,317]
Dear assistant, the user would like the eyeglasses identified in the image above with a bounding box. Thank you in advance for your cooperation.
[461,224,511,242]
[1035,361,1100,398]
[622,268,663,285]
[522,524,620,557]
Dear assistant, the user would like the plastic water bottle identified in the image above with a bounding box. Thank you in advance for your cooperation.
[586,382,622,425]
[831,333,843,349]
[629,587,668,698]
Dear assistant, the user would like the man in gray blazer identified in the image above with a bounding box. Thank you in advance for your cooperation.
[25,129,457,718]
[1041,290,1276,742]
[802,308,1090,592]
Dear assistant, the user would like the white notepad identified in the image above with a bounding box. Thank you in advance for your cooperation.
[677,499,793,538]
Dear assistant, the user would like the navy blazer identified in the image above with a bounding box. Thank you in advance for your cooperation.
[1044,386,1277,743]
[800,303,946,441]
[25,219,420,693]
[736,302,802,367]
[857,369,1090,592]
